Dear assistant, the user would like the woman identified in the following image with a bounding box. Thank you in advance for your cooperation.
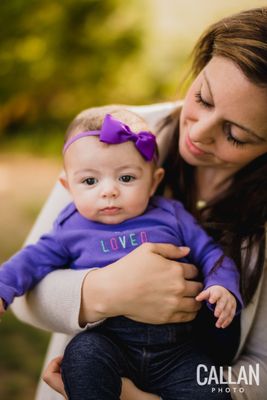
[12,7,267,400]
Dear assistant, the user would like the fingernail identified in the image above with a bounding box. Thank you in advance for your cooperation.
[180,246,190,252]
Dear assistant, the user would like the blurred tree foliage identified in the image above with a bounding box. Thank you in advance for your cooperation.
[0,0,171,153]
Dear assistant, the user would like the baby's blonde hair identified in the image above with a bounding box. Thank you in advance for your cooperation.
[65,105,150,143]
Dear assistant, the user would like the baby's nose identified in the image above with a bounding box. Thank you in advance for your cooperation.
[101,182,119,198]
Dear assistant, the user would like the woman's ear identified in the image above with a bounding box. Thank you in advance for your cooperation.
[150,167,165,196]
[59,171,70,191]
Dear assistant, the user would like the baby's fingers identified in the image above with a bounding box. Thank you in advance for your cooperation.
[196,288,221,305]
[195,289,210,302]
[214,297,227,318]
[216,311,234,328]
[215,302,236,329]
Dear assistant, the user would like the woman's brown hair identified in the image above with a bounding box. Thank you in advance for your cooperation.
[162,8,267,305]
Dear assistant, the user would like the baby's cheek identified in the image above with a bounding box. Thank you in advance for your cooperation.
[76,199,95,219]
[131,198,150,214]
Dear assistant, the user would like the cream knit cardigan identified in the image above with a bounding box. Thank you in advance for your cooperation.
[11,103,267,400]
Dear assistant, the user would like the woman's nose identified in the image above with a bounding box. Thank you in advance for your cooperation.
[189,117,217,145]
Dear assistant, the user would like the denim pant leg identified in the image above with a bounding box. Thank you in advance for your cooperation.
[144,340,232,400]
[100,317,232,400]
[61,330,130,400]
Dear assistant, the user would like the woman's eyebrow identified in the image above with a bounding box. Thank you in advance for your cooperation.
[203,71,266,142]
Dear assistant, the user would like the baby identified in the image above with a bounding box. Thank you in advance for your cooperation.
[0,106,242,399]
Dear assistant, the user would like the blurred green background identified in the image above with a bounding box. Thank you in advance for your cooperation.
[0,0,265,398]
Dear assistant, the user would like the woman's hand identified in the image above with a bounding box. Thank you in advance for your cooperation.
[42,357,159,400]
[42,356,67,399]
[0,298,6,318]
[80,243,203,325]
[121,378,160,400]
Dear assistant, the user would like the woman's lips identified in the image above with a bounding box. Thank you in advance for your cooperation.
[185,134,206,156]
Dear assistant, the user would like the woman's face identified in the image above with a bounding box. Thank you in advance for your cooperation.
[179,56,267,173]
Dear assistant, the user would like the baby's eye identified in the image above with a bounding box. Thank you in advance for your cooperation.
[83,177,98,185]
[119,175,135,183]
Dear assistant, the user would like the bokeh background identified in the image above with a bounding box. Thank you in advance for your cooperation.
[0,0,265,398]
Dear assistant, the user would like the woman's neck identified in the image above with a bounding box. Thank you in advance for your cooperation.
[195,167,233,203]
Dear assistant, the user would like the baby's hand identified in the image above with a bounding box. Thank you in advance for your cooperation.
[196,285,236,329]
[0,298,6,318]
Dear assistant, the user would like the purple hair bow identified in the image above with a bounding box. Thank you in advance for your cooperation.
[63,114,157,161]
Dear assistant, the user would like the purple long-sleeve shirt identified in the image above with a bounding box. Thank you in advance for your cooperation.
[0,196,243,308]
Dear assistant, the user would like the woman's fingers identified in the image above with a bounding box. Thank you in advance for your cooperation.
[169,311,199,323]
[149,243,190,259]
[167,298,202,323]
[182,263,200,280]
[121,378,160,400]
[0,299,5,317]
[42,356,67,398]
[42,356,62,382]
[185,280,203,298]
[81,242,201,325]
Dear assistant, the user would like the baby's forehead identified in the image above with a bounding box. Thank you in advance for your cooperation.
[111,110,149,133]
[64,137,154,171]
[83,136,146,158]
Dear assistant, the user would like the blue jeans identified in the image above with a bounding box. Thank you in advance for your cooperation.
[62,316,231,400]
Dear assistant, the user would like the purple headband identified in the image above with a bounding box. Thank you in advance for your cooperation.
[63,114,157,161]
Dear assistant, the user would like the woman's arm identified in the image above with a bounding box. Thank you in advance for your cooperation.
[10,180,96,334]
[226,264,267,400]
[11,268,94,334]
[12,242,202,334]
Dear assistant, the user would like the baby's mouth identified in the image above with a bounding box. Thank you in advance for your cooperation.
[100,207,121,215]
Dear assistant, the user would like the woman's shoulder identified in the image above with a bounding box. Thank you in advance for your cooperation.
[127,101,182,129]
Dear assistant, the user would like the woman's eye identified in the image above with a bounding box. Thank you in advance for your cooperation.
[224,123,247,148]
[83,177,98,185]
[195,91,213,109]
[119,175,135,183]
[226,135,246,148]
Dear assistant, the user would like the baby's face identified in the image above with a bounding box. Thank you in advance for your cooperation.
[62,136,163,224]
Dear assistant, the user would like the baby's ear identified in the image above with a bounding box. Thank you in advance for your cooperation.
[150,167,165,196]
[59,171,70,191]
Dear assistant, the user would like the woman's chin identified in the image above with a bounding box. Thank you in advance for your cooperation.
[179,143,201,166]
